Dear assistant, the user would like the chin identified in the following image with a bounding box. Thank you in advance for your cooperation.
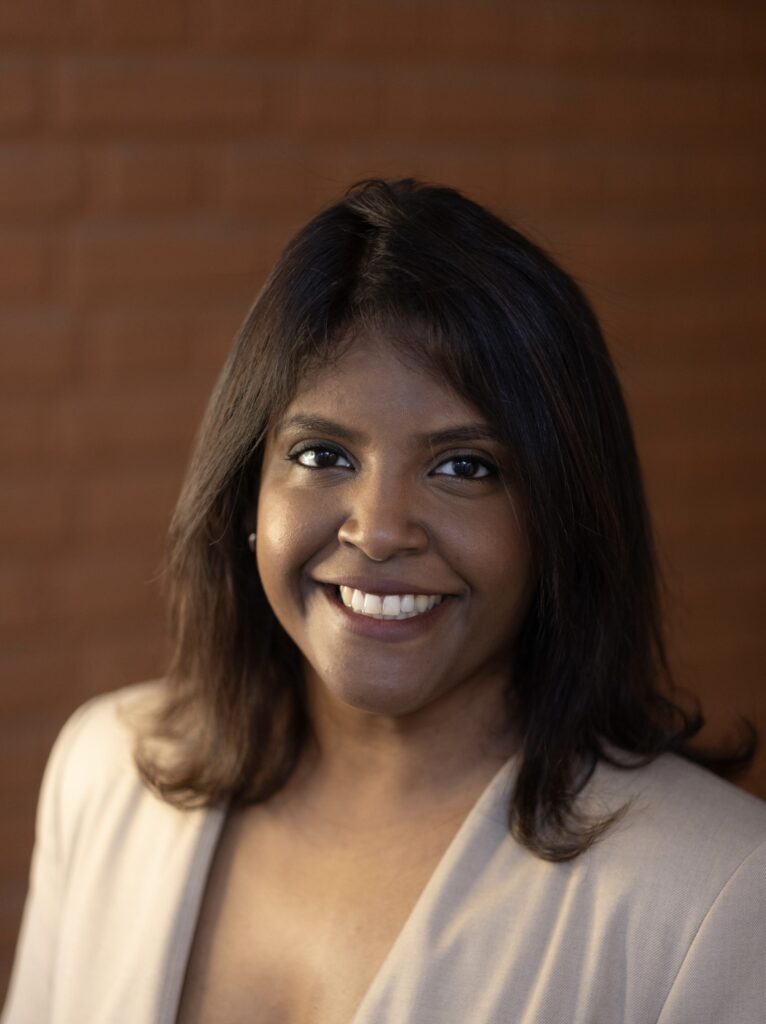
[322,674,433,718]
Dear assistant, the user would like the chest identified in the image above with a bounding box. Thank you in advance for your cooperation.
[174,808,460,1024]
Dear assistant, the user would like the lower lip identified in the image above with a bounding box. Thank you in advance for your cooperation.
[320,584,455,642]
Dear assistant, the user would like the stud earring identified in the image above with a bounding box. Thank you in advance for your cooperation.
[247,532,256,552]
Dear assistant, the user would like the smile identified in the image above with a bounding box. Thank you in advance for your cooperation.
[339,586,443,620]
[320,583,454,642]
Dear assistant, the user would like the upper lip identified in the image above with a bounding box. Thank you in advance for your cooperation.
[316,576,458,596]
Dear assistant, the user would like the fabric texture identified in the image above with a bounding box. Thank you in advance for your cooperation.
[3,681,765,1024]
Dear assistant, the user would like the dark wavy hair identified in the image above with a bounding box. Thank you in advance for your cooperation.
[135,177,754,860]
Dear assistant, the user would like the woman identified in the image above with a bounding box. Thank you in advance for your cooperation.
[3,179,764,1023]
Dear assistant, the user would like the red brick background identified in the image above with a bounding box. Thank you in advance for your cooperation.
[1,0,765,997]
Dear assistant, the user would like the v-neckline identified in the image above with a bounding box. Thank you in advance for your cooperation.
[347,755,516,1024]
[163,754,517,1024]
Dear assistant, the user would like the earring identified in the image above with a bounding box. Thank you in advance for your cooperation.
[247,532,256,552]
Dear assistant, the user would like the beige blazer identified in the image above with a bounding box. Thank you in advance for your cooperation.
[3,682,766,1023]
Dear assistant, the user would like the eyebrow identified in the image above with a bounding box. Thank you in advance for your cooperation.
[275,414,501,447]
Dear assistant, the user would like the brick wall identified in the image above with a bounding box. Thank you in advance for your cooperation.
[1,0,765,997]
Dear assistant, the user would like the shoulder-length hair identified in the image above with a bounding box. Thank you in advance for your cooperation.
[135,177,753,860]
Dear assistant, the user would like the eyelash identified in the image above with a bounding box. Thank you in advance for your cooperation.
[286,443,498,481]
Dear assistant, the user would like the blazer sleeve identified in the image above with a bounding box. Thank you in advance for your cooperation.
[1,700,99,1023]
[656,840,766,1024]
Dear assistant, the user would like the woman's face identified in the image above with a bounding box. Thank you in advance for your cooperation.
[255,331,534,719]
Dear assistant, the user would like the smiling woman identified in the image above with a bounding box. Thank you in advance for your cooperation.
[3,180,765,1024]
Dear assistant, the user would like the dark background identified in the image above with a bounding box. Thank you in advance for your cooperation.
[1,0,764,998]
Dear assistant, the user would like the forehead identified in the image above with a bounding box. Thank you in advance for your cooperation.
[282,332,485,427]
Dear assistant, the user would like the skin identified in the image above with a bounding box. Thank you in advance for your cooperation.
[254,330,534,809]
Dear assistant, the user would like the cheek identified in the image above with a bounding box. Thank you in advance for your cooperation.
[255,486,331,600]
[449,508,529,578]
[454,510,532,625]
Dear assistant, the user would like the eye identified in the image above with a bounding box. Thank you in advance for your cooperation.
[287,443,353,470]
[433,455,496,480]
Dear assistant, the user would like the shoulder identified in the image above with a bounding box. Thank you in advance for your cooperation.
[583,753,766,914]
[592,756,766,1024]
[593,753,766,853]
[37,681,169,859]
[48,680,164,784]
[9,685,224,1024]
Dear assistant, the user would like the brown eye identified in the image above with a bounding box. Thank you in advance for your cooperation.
[288,445,352,470]
[433,456,495,479]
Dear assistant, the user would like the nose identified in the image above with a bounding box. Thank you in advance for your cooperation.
[336,469,429,562]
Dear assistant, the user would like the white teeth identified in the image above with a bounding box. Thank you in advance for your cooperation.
[337,586,444,620]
